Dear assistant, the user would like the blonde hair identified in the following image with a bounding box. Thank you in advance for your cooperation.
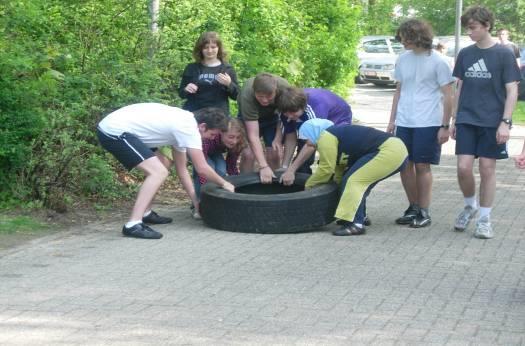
[223,118,247,153]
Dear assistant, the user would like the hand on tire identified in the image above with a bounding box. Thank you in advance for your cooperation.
[259,166,275,184]
[279,170,295,186]
[222,181,235,192]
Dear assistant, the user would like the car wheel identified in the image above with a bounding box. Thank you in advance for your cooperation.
[200,172,339,234]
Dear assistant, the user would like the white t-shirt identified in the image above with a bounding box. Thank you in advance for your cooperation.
[98,103,202,152]
[394,50,455,127]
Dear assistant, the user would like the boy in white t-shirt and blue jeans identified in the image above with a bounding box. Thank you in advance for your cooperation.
[388,19,455,229]
[97,104,235,239]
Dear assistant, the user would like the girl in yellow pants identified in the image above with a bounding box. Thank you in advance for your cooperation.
[300,119,408,236]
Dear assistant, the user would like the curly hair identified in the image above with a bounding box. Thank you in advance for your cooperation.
[396,19,433,50]
[461,6,494,32]
[192,31,228,63]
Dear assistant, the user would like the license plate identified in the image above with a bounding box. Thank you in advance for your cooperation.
[364,71,377,77]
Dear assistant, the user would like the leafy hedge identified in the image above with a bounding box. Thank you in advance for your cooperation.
[0,0,361,209]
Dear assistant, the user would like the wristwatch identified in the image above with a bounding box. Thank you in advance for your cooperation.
[501,118,512,128]
[440,124,450,129]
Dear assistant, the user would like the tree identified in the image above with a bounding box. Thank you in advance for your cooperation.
[397,0,524,40]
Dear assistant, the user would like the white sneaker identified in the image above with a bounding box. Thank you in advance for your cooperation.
[454,206,478,231]
[474,216,493,239]
[192,209,202,220]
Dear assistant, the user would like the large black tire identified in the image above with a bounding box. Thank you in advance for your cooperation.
[200,173,339,234]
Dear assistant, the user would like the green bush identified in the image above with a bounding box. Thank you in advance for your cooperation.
[0,0,363,210]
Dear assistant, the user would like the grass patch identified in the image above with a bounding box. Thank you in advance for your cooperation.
[514,101,525,125]
[0,216,49,235]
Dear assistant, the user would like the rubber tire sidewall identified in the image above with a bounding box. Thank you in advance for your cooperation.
[200,172,339,234]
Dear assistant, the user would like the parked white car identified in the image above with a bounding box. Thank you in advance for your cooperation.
[356,36,403,86]
[358,56,397,86]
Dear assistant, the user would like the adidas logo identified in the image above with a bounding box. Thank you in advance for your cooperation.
[465,59,492,78]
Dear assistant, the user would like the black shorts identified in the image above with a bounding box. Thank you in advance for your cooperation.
[237,114,279,148]
[96,128,155,170]
[455,123,508,159]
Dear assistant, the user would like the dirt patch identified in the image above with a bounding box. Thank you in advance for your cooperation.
[0,179,191,251]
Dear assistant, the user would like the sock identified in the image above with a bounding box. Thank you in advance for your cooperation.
[125,220,142,228]
[409,203,420,212]
[464,196,477,209]
[479,207,491,220]
[143,210,152,218]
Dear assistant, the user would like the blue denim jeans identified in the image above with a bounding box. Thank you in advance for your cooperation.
[193,152,227,200]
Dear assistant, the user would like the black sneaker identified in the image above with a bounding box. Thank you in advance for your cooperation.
[122,223,163,239]
[395,205,419,225]
[332,222,366,236]
[142,210,172,224]
[410,209,431,228]
[336,215,371,226]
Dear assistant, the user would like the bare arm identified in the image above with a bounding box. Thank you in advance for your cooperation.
[272,121,284,156]
[187,148,234,192]
[514,140,525,169]
[244,120,274,183]
[450,79,462,140]
[437,82,454,144]
[281,132,298,169]
[496,81,518,145]
[280,144,316,186]
[387,83,401,133]
[172,149,199,209]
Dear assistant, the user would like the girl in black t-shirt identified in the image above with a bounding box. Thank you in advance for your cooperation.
[178,32,239,114]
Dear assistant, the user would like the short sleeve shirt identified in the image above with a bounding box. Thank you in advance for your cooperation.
[394,50,455,127]
[453,44,522,127]
[98,103,202,152]
[237,75,289,122]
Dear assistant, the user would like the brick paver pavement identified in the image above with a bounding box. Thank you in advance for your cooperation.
[1,156,524,345]
[1,85,524,344]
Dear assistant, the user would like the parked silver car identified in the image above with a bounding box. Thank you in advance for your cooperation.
[356,36,403,86]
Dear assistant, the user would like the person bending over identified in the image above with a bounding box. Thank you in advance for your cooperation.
[300,119,408,236]
[276,87,352,185]
[97,103,234,239]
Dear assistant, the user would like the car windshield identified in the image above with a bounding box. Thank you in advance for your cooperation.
[362,39,391,54]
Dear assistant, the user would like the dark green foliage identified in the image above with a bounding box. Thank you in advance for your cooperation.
[396,0,525,39]
[0,0,362,209]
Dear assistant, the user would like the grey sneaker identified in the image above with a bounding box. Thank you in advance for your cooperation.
[192,209,202,220]
[474,216,493,239]
[454,206,478,231]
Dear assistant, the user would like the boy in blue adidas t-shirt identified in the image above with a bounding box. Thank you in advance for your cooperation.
[451,6,521,239]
